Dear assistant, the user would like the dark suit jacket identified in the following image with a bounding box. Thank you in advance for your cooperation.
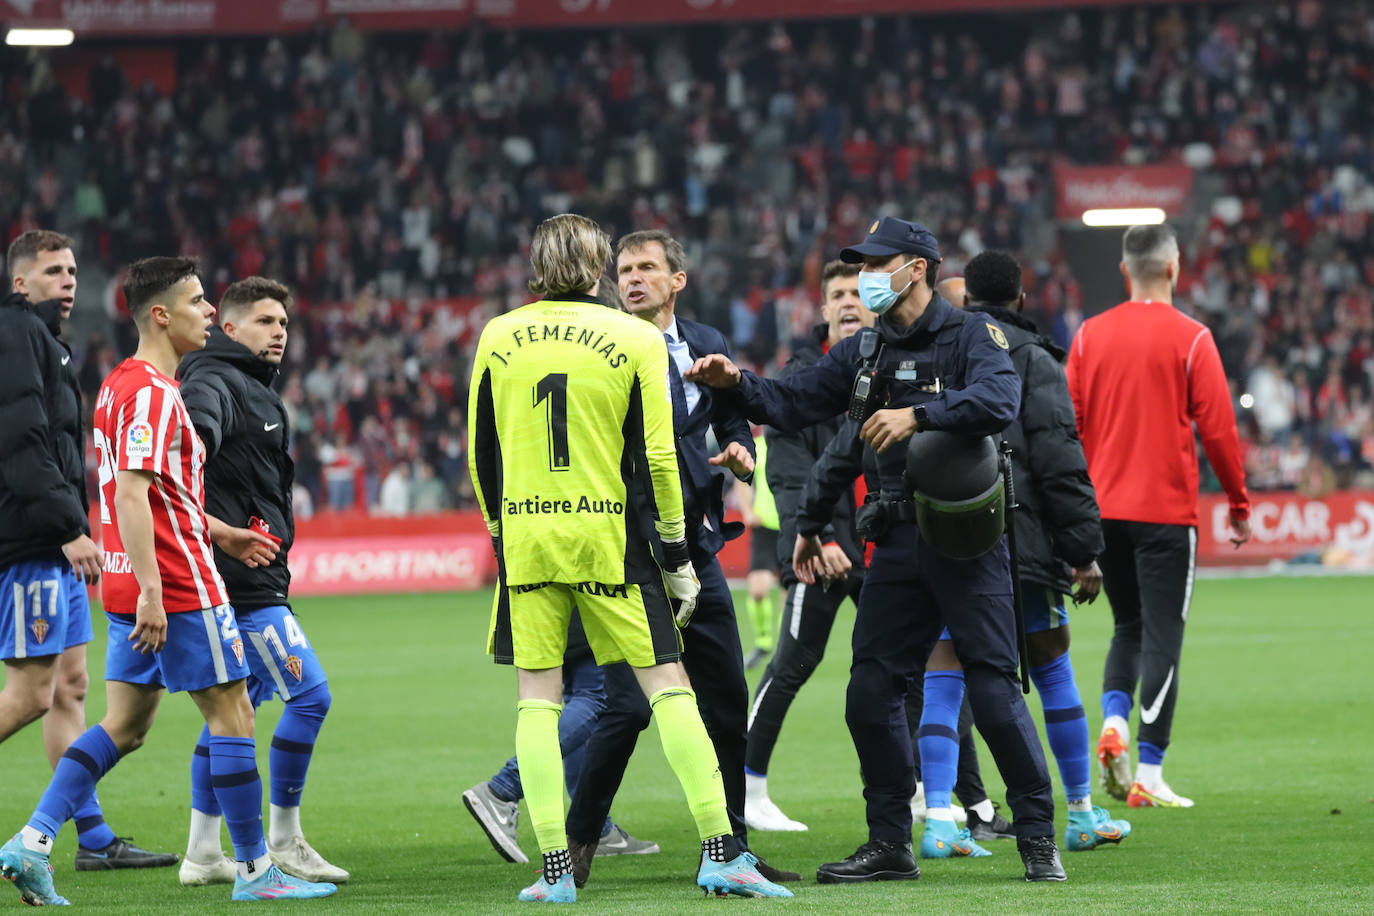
[671,316,755,556]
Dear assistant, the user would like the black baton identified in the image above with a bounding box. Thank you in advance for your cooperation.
[1000,440,1031,695]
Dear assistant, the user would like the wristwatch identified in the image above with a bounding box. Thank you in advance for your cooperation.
[912,405,928,430]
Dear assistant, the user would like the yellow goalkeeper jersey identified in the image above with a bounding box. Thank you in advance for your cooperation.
[468,294,687,586]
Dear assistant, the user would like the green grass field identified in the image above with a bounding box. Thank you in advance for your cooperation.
[0,576,1370,913]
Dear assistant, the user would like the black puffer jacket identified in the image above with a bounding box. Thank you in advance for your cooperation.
[973,305,1103,593]
[0,293,88,567]
[765,323,865,586]
[179,328,294,609]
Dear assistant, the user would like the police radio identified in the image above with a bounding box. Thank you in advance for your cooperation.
[847,329,888,423]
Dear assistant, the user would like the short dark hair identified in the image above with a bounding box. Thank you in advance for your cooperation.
[616,230,686,274]
[963,250,1023,304]
[820,260,860,298]
[1121,223,1178,281]
[123,257,201,322]
[7,230,74,278]
[221,276,291,322]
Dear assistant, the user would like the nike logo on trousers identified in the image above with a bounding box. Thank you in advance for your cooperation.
[265,423,280,431]
[1139,666,1175,725]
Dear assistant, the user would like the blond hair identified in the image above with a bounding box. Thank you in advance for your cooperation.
[529,214,611,298]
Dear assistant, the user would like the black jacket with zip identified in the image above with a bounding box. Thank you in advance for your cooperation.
[0,293,89,568]
[179,327,295,609]
[972,304,1103,594]
[765,323,866,587]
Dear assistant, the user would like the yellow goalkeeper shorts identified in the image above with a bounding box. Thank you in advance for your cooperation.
[488,577,682,670]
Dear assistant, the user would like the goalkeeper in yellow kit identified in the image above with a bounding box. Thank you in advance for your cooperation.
[468,214,792,903]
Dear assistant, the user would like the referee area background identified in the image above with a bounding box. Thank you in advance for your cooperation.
[1,0,1371,911]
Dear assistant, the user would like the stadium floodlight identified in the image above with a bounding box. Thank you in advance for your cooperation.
[1081,207,1167,227]
[6,28,75,46]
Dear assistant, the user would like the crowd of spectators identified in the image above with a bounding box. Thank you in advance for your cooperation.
[2,0,1373,513]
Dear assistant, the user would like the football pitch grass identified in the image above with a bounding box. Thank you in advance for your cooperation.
[0,576,1369,913]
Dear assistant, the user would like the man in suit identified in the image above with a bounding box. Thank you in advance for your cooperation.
[565,230,798,887]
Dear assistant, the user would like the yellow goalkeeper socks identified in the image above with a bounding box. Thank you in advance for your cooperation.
[649,687,732,841]
[515,698,567,854]
[747,596,776,652]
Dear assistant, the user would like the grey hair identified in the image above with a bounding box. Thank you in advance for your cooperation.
[529,214,612,298]
[1121,223,1179,282]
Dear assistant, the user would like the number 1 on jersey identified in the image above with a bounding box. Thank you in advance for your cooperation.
[534,373,571,471]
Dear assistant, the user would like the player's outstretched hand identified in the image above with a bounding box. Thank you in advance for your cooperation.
[131,592,167,654]
[683,354,741,388]
[664,563,701,626]
[1071,561,1103,604]
[218,526,279,568]
[62,534,103,584]
[860,407,919,454]
[709,441,755,478]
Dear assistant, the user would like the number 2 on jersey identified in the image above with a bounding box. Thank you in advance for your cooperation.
[534,373,571,471]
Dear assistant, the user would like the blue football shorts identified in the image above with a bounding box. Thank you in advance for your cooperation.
[105,604,250,693]
[936,585,1069,642]
[233,605,328,705]
[0,557,94,661]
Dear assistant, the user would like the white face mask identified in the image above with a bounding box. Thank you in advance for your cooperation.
[858,258,918,315]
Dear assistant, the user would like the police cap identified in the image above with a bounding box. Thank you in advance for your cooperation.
[841,217,942,264]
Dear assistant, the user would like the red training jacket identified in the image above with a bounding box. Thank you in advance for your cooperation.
[1066,300,1250,527]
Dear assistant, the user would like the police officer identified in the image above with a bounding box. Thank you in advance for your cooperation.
[686,218,1065,883]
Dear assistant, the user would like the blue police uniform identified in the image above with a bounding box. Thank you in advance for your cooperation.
[727,219,1056,846]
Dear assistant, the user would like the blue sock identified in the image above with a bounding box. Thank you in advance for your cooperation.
[191,725,221,814]
[29,726,121,840]
[270,684,330,807]
[917,670,965,813]
[1138,740,1165,766]
[1030,653,1092,803]
[73,791,116,851]
[208,736,267,863]
[1101,689,1131,723]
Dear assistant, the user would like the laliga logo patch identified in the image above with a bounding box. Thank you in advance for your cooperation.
[30,618,49,645]
[986,322,1009,350]
[126,422,154,459]
[231,637,245,666]
[285,655,303,681]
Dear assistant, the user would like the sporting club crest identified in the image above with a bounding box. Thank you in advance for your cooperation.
[284,655,303,681]
[30,618,49,645]
[231,637,245,665]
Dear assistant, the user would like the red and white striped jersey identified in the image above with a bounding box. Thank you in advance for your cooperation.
[93,358,228,615]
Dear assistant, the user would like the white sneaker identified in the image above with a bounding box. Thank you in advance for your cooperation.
[179,853,236,886]
[268,835,350,884]
[745,796,809,832]
[1127,779,1195,808]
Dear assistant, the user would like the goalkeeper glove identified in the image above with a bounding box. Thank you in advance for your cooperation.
[662,538,700,626]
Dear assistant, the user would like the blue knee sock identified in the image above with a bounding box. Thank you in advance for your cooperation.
[270,684,330,807]
[73,791,116,851]
[208,736,267,863]
[917,670,965,813]
[191,725,221,814]
[1101,689,1132,723]
[29,726,121,840]
[1030,653,1092,803]
[1138,740,1165,766]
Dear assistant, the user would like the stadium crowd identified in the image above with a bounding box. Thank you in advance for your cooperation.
[2,0,1373,513]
